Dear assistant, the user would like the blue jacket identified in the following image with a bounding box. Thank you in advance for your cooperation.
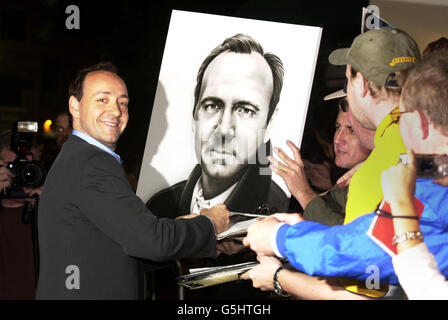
[276,179,448,284]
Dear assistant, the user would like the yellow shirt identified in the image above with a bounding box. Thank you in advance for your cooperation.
[341,107,407,298]
[344,107,406,224]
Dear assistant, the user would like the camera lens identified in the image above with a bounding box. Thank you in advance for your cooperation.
[20,161,46,187]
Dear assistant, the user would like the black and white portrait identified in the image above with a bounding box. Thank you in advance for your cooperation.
[137,11,322,218]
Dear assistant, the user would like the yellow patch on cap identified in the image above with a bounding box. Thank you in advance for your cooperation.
[389,57,417,67]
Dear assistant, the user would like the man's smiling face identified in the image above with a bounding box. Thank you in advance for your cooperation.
[71,71,129,150]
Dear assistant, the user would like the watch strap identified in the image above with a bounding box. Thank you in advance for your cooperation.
[273,266,289,297]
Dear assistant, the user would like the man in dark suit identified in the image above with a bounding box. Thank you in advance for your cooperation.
[36,62,229,299]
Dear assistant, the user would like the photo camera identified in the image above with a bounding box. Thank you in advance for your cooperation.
[2,121,47,199]
[399,153,448,179]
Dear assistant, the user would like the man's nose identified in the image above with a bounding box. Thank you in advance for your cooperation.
[216,108,235,137]
[108,100,122,117]
[334,128,346,146]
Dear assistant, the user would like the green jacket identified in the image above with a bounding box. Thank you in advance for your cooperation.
[302,186,348,226]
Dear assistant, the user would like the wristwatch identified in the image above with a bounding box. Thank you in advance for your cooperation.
[273,266,289,297]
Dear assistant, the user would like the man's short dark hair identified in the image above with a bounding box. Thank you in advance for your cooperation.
[193,33,284,122]
[68,62,118,102]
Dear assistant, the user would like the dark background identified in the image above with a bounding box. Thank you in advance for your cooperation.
[0,0,368,168]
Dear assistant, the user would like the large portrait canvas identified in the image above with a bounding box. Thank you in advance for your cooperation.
[137,10,322,218]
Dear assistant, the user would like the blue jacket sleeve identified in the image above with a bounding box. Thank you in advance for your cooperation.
[277,210,448,285]
[275,180,448,286]
[276,213,399,284]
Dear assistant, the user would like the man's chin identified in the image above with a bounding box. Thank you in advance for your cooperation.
[98,135,120,150]
[201,163,246,181]
[335,159,355,170]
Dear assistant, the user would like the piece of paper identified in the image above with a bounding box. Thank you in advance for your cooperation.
[177,261,258,290]
[216,212,265,240]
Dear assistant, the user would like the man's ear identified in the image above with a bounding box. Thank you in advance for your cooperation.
[346,65,368,98]
[69,96,80,121]
[417,110,430,140]
[359,73,370,98]
[192,107,197,134]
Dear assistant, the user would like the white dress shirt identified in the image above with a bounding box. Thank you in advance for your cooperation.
[190,178,237,214]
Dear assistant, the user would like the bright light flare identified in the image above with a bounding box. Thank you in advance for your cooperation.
[44,119,52,133]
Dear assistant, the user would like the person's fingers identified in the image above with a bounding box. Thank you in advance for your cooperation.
[269,163,289,181]
[240,270,250,280]
[268,155,293,174]
[274,147,300,170]
[272,213,297,223]
[257,255,277,265]
[242,237,249,247]
[272,213,304,225]
[407,149,416,169]
[0,168,13,177]
[336,162,362,187]
[286,140,304,166]
[336,176,346,187]
[434,175,448,186]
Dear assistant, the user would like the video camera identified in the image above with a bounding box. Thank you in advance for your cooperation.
[2,121,47,199]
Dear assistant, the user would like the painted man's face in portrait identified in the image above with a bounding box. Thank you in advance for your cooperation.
[193,51,273,182]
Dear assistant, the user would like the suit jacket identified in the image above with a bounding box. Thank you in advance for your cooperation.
[36,135,216,299]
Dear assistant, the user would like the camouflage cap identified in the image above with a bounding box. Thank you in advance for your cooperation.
[329,27,421,87]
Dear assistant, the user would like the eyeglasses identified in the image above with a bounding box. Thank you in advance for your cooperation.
[338,98,348,113]
[389,108,413,124]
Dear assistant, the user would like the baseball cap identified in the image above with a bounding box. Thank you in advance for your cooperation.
[324,80,347,101]
[329,27,420,87]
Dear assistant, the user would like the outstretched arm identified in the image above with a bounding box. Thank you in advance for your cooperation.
[241,255,371,300]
